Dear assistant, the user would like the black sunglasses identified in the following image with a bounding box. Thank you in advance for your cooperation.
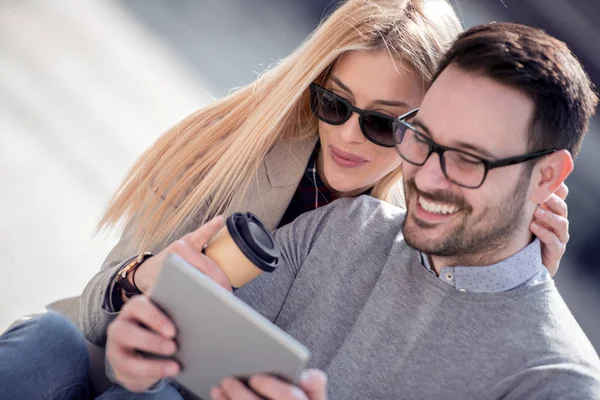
[309,83,397,148]
[393,108,557,188]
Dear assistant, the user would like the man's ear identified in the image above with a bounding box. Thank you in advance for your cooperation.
[530,150,573,204]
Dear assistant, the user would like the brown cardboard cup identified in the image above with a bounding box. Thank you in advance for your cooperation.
[204,212,279,289]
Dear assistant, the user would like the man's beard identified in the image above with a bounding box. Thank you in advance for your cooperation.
[402,175,530,264]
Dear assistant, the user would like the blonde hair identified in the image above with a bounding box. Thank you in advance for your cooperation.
[98,0,462,251]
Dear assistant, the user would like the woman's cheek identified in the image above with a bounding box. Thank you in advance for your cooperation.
[374,151,402,176]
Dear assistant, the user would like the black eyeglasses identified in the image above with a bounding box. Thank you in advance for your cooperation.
[309,83,397,148]
[393,109,557,189]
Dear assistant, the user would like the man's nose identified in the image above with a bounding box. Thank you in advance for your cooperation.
[414,152,452,192]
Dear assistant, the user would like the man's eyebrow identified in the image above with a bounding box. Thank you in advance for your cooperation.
[411,118,432,136]
[411,118,497,159]
[331,75,411,110]
[452,140,497,159]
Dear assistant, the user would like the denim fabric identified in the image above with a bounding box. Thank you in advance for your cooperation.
[0,312,90,400]
[97,383,183,400]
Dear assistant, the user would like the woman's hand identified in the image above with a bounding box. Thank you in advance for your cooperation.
[133,216,231,295]
[210,369,328,400]
[531,183,569,276]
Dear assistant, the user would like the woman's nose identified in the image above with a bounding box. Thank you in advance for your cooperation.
[338,112,367,144]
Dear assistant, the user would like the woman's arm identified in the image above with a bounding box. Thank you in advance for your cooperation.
[79,208,205,348]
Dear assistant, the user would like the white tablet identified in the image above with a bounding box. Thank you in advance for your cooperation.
[148,253,311,399]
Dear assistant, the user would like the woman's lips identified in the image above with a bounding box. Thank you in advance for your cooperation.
[329,145,368,168]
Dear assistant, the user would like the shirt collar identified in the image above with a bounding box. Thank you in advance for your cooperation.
[420,238,547,293]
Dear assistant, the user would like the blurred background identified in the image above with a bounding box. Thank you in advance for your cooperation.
[1,0,598,351]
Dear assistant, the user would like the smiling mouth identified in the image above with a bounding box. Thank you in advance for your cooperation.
[418,196,460,215]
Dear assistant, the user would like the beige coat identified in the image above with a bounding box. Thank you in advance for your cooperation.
[80,136,318,346]
[29,136,318,395]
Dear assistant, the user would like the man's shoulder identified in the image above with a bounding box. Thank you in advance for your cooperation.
[323,195,406,227]
[498,284,600,373]
[278,195,411,268]
[446,285,600,397]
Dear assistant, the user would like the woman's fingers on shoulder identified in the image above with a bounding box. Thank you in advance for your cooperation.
[531,221,563,276]
[534,207,569,243]
[531,220,563,250]
[541,193,568,217]
[555,182,569,201]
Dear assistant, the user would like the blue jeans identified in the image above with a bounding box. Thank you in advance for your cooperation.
[0,312,183,400]
[0,312,90,400]
[97,383,182,399]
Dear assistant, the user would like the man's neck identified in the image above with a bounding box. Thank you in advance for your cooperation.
[428,231,535,275]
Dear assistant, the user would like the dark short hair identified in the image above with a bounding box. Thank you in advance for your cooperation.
[431,22,598,158]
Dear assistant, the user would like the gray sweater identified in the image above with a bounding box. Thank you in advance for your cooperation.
[236,196,600,399]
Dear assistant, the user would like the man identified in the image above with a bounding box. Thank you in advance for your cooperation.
[106,22,600,399]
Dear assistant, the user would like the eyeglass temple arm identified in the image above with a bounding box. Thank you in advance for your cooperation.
[486,149,557,169]
[398,108,419,121]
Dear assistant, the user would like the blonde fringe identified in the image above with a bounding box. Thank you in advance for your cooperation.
[97,0,462,252]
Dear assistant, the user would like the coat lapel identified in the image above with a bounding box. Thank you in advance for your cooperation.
[233,136,318,230]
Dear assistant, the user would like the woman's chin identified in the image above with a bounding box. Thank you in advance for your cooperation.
[322,167,369,197]
[328,181,366,197]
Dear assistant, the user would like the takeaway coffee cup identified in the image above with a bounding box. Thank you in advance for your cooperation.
[204,212,280,289]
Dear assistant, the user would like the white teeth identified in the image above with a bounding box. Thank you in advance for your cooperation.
[418,196,459,215]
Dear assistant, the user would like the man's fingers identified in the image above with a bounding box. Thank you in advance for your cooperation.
[298,369,328,400]
[110,345,179,390]
[541,193,568,218]
[120,295,177,338]
[210,385,230,400]
[220,378,261,400]
[108,318,177,356]
[106,298,180,393]
[183,215,225,252]
[107,337,178,392]
[118,351,179,379]
[171,240,232,291]
[250,375,308,400]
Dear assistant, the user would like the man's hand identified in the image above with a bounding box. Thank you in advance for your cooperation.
[210,370,327,400]
[106,295,180,392]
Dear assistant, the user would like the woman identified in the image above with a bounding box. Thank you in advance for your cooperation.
[0,0,569,399]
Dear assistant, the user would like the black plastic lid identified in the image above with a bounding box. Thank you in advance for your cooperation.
[225,212,280,273]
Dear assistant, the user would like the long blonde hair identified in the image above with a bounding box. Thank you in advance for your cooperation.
[98,0,462,251]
